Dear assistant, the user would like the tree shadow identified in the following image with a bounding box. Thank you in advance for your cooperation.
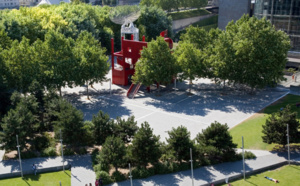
[23,173,41,181]
[64,90,132,121]
[141,82,287,118]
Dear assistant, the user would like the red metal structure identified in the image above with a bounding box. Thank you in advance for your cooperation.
[111,30,173,97]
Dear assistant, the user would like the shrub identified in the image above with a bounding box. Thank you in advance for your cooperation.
[96,171,113,185]
[131,167,155,179]
[33,135,50,151]
[21,150,38,159]
[63,147,75,156]
[93,162,110,173]
[41,147,57,157]
[76,147,87,155]
[112,171,127,182]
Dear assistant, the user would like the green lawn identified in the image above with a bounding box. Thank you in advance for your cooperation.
[168,9,210,20]
[219,165,300,186]
[230,94,300,151]
[0,171,71,186]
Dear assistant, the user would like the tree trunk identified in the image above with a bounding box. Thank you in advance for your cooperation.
[189,78,192,93]
[115,165,118,172]
[87,82,89,100]
[223,80,226,89]
[59,87,62,97]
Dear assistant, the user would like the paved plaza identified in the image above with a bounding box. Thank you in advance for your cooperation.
[62,72,290,141]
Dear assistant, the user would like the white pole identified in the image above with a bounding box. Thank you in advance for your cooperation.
[60,129,65,171]
[174,78,177,90]
[287,124,290,165]
[129,163,133,186]
[242,136,245,180]
[16,135,23,178]
[110,78,112,95]
[190,148,194,186]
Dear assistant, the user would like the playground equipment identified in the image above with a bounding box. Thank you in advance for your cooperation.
[111,29,173,98]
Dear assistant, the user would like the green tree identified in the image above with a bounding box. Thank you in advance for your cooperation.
[38,31,76,96]
[50,99,85,146]
[113,116,139,143]
[262,105,300,147]
[73,31,109,99]
[100,136,126,172]
[175,42,204,92]
[132,37,177,91]
[3,37,39,93]
[0,93,40,150]
[189,0,207,9]
[166,126,193,163]
[131,122,161,167]
[92,110,113,145]
[195,121,237,162]
[212,15,290,91]
[137,6,173,41]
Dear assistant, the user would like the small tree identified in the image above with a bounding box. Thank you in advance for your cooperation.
[166,126,193,163]
[51,99,85,146]
[113,116,139,143]
[132,37,177,92]
[131,122,161,167]
[262,105,299,147]
[195,121,237,162]
[100,136,126,172]
[0,94,40,150]
[92,111,113,145]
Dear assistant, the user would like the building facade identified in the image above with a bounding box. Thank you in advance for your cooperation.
[0,0,19,9]
[218,0,251,30]
[254,0,300,52]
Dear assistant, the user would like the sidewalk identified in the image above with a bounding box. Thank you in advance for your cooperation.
[0,155,95,186]
[110,151,300,186]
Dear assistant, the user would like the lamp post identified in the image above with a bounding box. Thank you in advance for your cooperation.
[287,124,290,165]
[16,135,23,178]
[242,136,245,180]
[60,129,65,171]
[190,148,194,186]
[129,163,133,186]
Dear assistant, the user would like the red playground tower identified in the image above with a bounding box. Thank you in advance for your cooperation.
[111,30,173,87]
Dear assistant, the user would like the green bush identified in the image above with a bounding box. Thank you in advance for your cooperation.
[76,147,87,155]
[33,135,50,151]
[153,162,171,174]
[93,162,110,173]
[235,151,256,161]
[63,148,75,156]
[21,150,38,159]
[132,167,155,179]
[91,148,99,166]
[41,147,57,157]
[112,171,127,182]
[96,171,113,185]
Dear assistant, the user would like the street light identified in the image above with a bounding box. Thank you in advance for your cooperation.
[129,163,133,186]
[60,129,65,171]
[241,136,245,180]
[16,135,23,178]
[287,124,290,165]
[190,148,194,186]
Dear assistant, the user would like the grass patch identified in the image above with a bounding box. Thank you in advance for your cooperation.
[230,94,300,151]
[0,171,71,185]
[168,9,210,20]
[219,165,300,186]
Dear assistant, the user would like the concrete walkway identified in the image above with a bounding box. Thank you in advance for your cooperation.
[110,151,300,186]
[0,155,95,186]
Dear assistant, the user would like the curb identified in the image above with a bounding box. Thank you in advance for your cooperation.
[0,163,70,180]
[206,160,298,186]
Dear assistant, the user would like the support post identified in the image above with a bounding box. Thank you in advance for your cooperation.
[242,136,245,180]
[16,135,23,178]
[190,148,194,186]
[129,163,133,186]
[60,129,65,171]
[174,78,177,91]
[287,124,290,165]
[110,78,112,95]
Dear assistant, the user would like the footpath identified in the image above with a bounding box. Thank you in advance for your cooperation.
[0,155,95,186]
[109,150,300,186]
[1,150,298,186]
